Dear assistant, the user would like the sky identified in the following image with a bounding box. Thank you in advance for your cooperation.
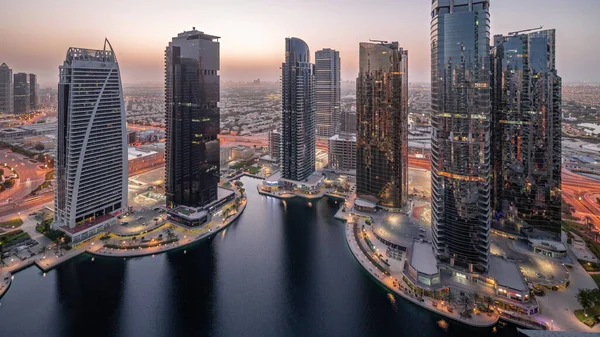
[2,0,599,87]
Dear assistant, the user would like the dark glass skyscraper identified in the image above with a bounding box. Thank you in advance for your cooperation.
[430,0,491,273]
[29,73,37,110]
[165,29,220,208]
[491,29,562,241]
[356,42,408,209]
[281,37,316,181]
[13,72,29,114]
[315,48,340,138]
[0,63,12,114]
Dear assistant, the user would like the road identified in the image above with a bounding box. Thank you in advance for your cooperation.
[0,149,49,203]
[561,168,600,228]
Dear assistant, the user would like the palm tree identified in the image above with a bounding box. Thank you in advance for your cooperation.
[484,295,493,311]
[472,293,481,305]
[458,294,474,315]
[577,289,594,316]
[444,291,456,308]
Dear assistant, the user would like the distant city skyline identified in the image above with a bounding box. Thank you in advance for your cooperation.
[2,0,600,87]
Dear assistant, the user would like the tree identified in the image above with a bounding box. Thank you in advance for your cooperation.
[577,289,594,316]
[34,143,45,151]
[458,294,474,315]
[444,291,456,308]
[234,180,244,188]
[484,295,493,311]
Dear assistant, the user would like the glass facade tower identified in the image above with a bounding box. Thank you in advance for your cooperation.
[13,72,30,114]
[430,0,491,273]
[165,29,220,208]
[281,37,316,181]
[356,42,408,209]
[0,63,13,114]
[491,30,562,241]
[315,48,341,138]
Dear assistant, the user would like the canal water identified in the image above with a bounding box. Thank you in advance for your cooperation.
[0,177,518,337]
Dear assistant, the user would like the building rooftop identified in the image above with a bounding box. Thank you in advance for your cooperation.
[410,241,439,275]
[217,186,235,200]
[281,173,324,187]
[354,198,377,209]
[527,238,566,252]
[128,147,158,160]
[329,133,357,142]
[488,255,528,292]
[170,206,207,220]
[177,28,220,41]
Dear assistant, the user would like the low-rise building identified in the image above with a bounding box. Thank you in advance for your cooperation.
[268,130,280,162]
[328,133,356,172]
[407,241,441,287]
[231,145,254,161]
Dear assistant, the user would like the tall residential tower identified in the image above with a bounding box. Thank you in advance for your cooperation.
[54,40,128,243]
[356,42,409,209]
[13,72,29,114]
[430,0,491,273]
[165,29,220,208]
[281,37,316,181]
[29,73,37,110]
[0,63,12,114]
[315,48,341,138]
[491,29,562,241]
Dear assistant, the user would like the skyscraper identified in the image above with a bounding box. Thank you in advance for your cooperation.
[29,73,37,111]
[0,63,12,114]
[268,129,281,162]
[356,42,408,209]
[13,72,29,114]
[54,40,128,243]
[315,48,341,138]
[491,29,562,241]
[281,37,316,181]
[430,0,491,273]
[165,28,220,208]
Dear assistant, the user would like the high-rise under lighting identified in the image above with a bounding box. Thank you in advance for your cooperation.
[491,29,562,241]
[315,48,341,138]
[54,39,128,243]
[430,0,491,273]
[165,28,220,208]
[281,37,316,181]
[356,41,408,209]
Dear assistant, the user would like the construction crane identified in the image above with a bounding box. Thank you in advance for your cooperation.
[369,39,388,44]
[508,26,543,36]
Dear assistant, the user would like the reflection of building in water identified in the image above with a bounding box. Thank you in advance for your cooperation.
[165,28,221,208]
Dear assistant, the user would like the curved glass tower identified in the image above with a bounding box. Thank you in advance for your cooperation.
[356,42,408,209]
[430,0,491,273]
[491,30,562,241]
[281,37,316,181]
[55,40,128,243]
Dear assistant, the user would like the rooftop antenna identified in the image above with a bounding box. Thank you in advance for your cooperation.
[508,26,543,36]
[369,39,388,44]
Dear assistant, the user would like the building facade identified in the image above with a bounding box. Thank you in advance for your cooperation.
[29,73,37,111]
[13,72,29,114]
[54,40,128,242]
[356,41,408,209]
[267,129,281,162]
[315,48,341,138]
[491,29,562,241]
[328,133,356,172]
[0,63,13,114]
[281,37,316,181]
[340,109,357,133]
[165,28,220,208]
[430,0,491,273]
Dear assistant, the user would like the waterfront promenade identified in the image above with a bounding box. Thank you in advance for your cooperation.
[344,218,499,328]
[0,196,247,299]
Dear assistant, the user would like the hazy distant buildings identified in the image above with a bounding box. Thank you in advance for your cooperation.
[328,133,356,172]
[165,28,220,208]
[315,48,341,138]
[13,72,29,114]
[54,40,128,242]
[491,29,562,241]
[29,73,37,110]
[356,41,408,209]
[430,0,491,273]
[0,63,13,114]
[268,129,281,162]
[281,37,316,181]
